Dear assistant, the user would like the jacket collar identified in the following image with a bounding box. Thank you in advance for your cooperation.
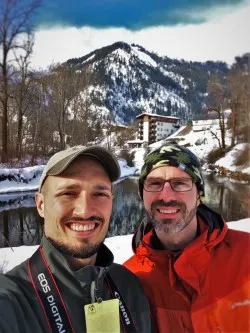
[133,205,228,294]
[40,236,114,295]
[132,204,228,253]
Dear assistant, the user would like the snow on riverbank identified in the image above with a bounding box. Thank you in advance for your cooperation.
[0,166,44,194]
[0,159,137,194]
[215,143,250,175]
[0,218,249,274]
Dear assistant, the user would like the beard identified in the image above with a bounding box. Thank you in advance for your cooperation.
[146,199,198,236]
[47,236,103,259]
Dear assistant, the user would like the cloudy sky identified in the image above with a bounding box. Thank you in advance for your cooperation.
[31,0,250,69]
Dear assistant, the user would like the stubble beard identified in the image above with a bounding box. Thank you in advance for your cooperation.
[146,200,198,236]
[47,236,104,259]
[46,215,106,259]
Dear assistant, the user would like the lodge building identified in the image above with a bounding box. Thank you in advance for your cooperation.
[127,113,180,147]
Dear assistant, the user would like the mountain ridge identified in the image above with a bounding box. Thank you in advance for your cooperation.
[64,41,229,124]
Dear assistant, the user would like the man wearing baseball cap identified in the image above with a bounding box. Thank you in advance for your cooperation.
[0,146,154,333]
[124,143,250,333]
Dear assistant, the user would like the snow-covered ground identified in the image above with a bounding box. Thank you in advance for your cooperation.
[1,124,249,195]
[131,127,250,176]
[0,159,137,194]
[215,143,250,175]
[0,218,249,274]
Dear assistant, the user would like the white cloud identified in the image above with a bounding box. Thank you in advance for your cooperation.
[32,1,250,69]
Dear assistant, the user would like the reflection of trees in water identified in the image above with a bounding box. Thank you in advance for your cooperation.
[108,178,145,237]
[0,176,249,248]
[3,211,9,247]
[203,174,250,221]
[0,207,43,248]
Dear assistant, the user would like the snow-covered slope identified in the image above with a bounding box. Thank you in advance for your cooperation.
[66,41,228,123]
[130,125,250,176]
[215,143,250,174]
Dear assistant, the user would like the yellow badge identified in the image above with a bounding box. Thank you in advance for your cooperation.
[84,299,120,333]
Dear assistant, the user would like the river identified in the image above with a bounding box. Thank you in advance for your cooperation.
[0,174,249,248]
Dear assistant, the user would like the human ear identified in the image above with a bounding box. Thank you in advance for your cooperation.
[35,192,45,218]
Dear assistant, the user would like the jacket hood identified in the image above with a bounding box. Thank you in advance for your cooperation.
[132,204,227,253]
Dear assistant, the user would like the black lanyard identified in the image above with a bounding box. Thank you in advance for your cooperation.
[105,273,137,333]
[28,247,137,333]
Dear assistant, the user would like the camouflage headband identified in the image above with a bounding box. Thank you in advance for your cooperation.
[139,144,205,199]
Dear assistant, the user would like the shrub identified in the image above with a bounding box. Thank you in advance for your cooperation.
[207,147,225,164]
[234,145,249,166]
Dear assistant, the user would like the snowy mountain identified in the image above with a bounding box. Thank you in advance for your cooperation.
[65,41,228,123]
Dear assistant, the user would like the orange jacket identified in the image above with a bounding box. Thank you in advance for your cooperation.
[124,204,250,333]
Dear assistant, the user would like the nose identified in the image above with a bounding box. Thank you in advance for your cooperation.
[158,182,177,201]
[73,192,93,218]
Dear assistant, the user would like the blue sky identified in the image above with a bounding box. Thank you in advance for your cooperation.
[37,0,245,29]
[31,0,250,68]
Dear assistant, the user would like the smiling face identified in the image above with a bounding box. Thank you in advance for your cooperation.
[35,156,113,265]
[143,166,200,239]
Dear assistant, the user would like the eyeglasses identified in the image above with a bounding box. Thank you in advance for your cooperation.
[143,178,193,192]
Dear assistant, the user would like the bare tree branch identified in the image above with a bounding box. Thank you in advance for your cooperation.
[0,0,40,162]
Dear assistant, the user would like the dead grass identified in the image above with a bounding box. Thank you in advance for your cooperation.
[177,124,192,136]
[234,145,250,166]
[207,147,225,164]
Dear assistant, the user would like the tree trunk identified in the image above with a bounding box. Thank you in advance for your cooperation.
[219,107,226,152]
[17,107,24,159]
[1,53,9,162]
[59,130,65,150]
[3,211,9,247]
[230,107,236,147]
[19,210,24,246]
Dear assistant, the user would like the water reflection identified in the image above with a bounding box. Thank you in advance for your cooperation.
[0,208,43,248]
[202,174,250,221]
[108,177,145,237]
[0,175,249,248]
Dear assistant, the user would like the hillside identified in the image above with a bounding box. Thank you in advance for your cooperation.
[65,41,229,124]
[131,124,250,181]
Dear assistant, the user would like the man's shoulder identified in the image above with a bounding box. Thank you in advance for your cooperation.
[0,278,21,333]
[0,272,17,289]
[0,272,22,305]
[123,246,153,273]
[225,228,250,244]
[0,266,33,333]
[222,228,250,266]
[0,259,29,293]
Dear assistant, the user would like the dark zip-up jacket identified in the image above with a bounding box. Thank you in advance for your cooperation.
[0,237,154,333]
[124,204,250,332]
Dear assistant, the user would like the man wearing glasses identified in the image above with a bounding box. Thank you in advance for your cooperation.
[124,143,250,333]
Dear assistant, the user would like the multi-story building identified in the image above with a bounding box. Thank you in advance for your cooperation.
[127,113,180,147]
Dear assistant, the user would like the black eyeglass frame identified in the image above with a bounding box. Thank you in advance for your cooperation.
[143,177,194,193]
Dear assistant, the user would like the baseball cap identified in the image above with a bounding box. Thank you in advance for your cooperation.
[38,146,121,192]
